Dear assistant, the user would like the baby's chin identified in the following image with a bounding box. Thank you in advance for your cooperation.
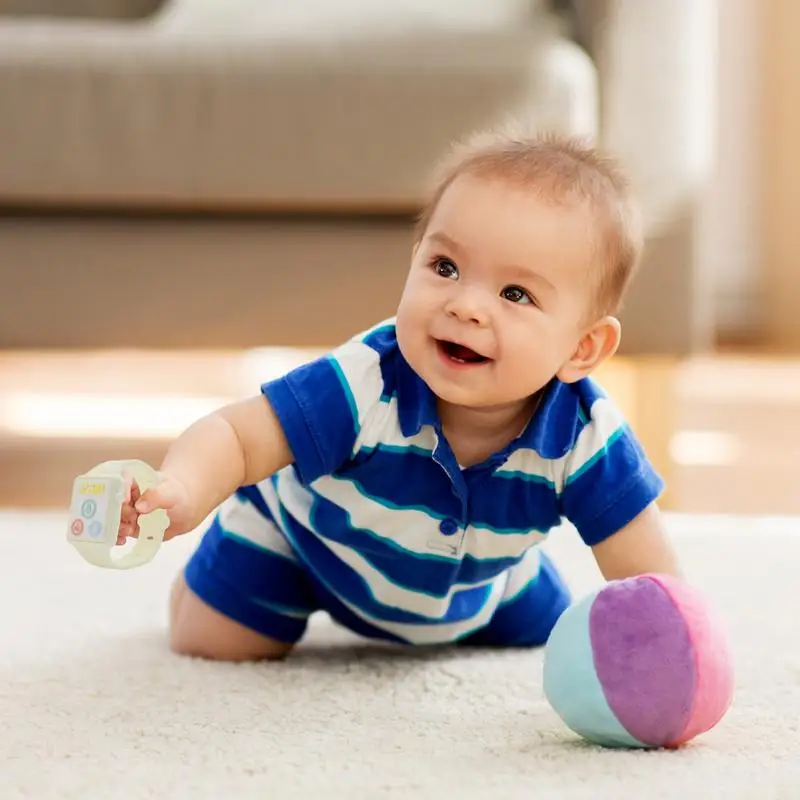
[427,378,537,413]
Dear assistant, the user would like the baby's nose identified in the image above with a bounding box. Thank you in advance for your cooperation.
[445,287,491,325]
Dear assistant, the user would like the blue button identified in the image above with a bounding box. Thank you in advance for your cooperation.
[439,519,459,536]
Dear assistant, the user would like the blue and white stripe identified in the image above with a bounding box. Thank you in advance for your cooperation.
[221,319,665,645]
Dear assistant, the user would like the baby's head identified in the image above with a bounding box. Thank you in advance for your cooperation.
[395,125,644,412]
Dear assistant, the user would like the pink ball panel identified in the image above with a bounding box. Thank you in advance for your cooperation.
[649,574,735,745]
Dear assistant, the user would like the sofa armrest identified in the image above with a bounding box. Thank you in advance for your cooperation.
[566,0,717,357]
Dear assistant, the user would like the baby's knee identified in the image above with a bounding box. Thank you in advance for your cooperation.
[168,572,294,662]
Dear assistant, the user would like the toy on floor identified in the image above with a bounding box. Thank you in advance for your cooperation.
[66,459,168,570]
[543,573,734,749]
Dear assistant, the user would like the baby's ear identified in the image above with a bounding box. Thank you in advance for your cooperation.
[556,316,621,384]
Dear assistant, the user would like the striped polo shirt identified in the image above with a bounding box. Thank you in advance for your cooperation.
[248,319,663,643]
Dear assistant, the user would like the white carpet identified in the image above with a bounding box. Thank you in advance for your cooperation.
[2,510,799,799]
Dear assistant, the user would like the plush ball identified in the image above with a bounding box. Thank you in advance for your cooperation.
[542,573,734,749]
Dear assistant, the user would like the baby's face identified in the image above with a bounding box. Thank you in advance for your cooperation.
[396,173,600,412]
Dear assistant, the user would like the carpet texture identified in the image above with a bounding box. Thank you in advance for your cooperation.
[2,510,799,799]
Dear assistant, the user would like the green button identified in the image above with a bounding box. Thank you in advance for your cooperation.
[81,499,97,518]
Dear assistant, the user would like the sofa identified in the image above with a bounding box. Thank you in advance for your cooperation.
[0,0,716,503]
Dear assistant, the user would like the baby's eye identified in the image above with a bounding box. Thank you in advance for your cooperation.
[432,257,459,280]
[501,285,534,305]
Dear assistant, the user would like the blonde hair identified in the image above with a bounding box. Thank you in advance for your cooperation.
[414,125,644,317]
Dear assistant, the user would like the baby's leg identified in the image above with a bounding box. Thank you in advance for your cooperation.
[169,573,293,661]
[168,488,319,662]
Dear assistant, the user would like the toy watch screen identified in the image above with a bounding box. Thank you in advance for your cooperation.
[67,477,121,543]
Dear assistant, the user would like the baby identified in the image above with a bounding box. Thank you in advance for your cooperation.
[118,126,681,661]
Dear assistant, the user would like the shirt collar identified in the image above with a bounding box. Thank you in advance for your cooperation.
[517,378,581,459]
[394,350,581,460]
[395,354,440,437]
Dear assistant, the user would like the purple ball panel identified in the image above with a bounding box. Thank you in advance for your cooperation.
[589,577,695,747]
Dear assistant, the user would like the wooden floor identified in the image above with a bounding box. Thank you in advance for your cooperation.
[670,355,800,515]
[1,348,798,515]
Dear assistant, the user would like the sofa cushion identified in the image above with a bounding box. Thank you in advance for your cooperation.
[155,0,545,36]
[0,2,596,209]
[0,0,164,19]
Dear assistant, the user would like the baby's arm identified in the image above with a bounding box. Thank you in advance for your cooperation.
[558,382,684,584]
[125,396,292,539]
[590,502,682,581]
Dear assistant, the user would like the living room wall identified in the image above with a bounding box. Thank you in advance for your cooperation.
[760,0,800,350]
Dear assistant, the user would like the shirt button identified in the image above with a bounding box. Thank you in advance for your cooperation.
[439,519,459,536]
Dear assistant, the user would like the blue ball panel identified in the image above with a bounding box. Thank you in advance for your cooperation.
[543,589,648,748]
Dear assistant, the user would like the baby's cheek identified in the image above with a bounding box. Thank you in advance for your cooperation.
[508,329,562,377]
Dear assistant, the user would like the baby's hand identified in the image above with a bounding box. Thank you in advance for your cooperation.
[117,471,194,545]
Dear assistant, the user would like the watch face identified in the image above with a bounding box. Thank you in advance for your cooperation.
[67,475,124,544]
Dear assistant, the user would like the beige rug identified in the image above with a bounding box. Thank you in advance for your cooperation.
[2,510,798,799]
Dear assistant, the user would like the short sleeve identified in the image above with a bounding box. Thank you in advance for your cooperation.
[260,338,384,484]
[558,392,665,546]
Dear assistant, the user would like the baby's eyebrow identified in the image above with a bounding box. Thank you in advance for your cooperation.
[502,264,556,293]
[427,231,464,256]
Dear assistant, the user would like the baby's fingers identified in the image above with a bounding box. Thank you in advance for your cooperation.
[121,471,142,505]
[117,524,139,544]
[134,483,179,515]
[117,504,140,543]
[120,503,138,526]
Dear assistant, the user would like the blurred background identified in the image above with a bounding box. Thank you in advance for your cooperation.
[0,0,796,516]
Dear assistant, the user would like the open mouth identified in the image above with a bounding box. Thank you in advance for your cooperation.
[436,340,491,365]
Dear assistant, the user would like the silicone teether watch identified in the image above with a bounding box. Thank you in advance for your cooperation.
[66,459,169,569]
